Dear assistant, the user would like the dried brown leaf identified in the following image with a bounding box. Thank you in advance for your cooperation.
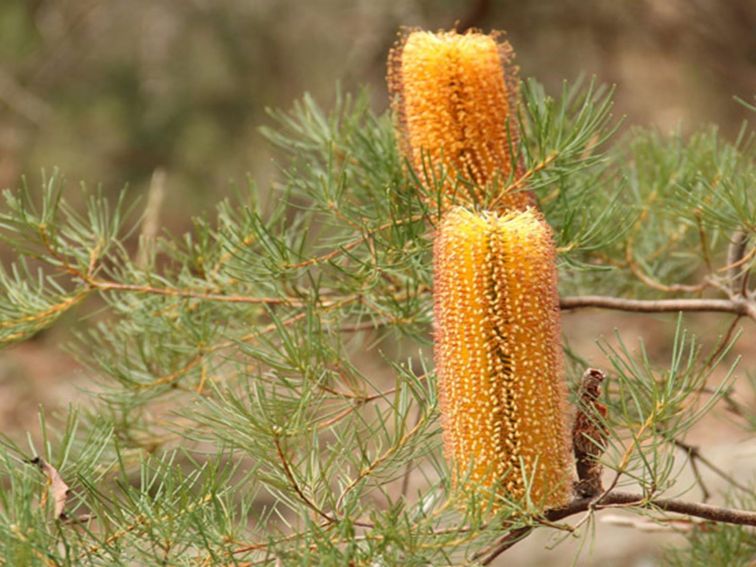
[29,457,70,520]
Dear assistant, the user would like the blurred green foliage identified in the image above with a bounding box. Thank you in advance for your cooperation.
[1,0,753,227]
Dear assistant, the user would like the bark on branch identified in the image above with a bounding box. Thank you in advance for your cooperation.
[548,491,756,526]
[560,295,756,321]
[479,491,756,564]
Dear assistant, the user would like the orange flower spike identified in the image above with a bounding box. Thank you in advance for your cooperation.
[388,30,534,211]
[433,207,572,509]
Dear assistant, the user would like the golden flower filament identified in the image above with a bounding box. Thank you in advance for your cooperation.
[388,30,534,211]
[433,207,572,509]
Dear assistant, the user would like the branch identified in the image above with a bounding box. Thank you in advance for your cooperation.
[232,488,756,563]
[274,437,337,525]
[489,153,558,209]
[560,295,756,321]
[274,437,372,529]
[674,439,711,501]
[479,491,756,564]
[284,213,425,270]
[88,279,304,306]
[673,439,753,496]
[79,494,213,560]
[556,491,756,525]
[335,414,430,513]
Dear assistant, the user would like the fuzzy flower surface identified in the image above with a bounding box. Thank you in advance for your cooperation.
[433,207,572,509]
[388,30,534,211]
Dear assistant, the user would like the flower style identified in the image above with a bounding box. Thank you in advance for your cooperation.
[433,206,572,509]
[388,30,534,211]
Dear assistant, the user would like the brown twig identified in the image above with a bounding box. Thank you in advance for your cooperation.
[79,494,213,560]
[489,153,558,210]
[274,437,372,529]
[88,279,304,306]
[0,289,89,332]
[676,440,711,502]
[703,314,743,370]
[623,207,709,294]
[284,214,425,270]
[475,526,533,564]
[274,437,338,525]
[478,491,756,564]
[400,406,424,499]
[335,414,429,513]
[230,488,756,564]
[574,492,756,525]
[673,439,753,496]
[560,295,756,321]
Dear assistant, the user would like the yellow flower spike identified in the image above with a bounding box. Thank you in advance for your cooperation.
[388,29,535,211]
[433,207,572,510]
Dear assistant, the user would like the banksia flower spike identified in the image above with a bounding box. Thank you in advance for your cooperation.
[388,29,535,211]
[433,207,572,509]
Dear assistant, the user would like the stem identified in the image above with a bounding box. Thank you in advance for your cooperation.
[479,491,756,564]
[565,491,756,525]
[285,213,425,270]
[400,406,424,499]
[274,437,337,525]
[273,437,372,529]
[673,439,753,496]
[89,279,304,306]
[560,295,756,321]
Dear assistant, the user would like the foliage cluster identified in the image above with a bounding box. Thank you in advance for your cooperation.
[0,78,754,565]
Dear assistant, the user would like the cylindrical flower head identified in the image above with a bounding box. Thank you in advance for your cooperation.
[388,30,535,211]
[433,207,572,509]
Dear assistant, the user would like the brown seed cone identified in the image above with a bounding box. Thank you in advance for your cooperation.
[388,29,535,212]
[433,207,572,509]
[572,368,609,497]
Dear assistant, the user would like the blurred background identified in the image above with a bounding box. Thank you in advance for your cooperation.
[2,0,754,207]
[1,1,754,565]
